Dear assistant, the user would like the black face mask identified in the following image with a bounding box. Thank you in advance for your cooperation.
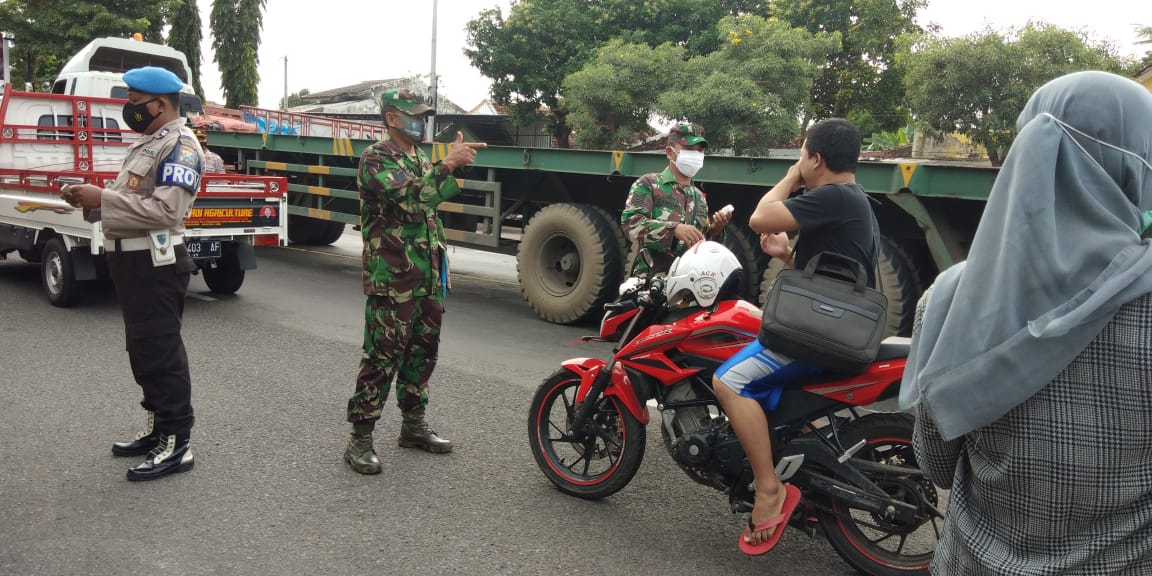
[122,98,159,133]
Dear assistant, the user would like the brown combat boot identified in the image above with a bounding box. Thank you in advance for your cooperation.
[344,423,382,474]
[398,411,453,454]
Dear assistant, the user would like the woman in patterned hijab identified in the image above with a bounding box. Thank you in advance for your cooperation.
[903,71,1152,574]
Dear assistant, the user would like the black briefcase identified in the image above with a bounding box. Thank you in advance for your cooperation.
[759,251,888,373]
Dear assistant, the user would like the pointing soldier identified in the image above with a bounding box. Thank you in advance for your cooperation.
[343,88,486,474]
[621,123,731,277]
[61,66,203,481]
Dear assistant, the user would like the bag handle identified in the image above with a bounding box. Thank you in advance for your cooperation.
[801,251,868,292]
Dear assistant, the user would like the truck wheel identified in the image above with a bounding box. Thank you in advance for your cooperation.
[875,236,921,337]
[758,235,922,337]
[313,221,346,245]
[588,205,628,281]
[517,203,623,324]
[721,226,766,303]
[288,215,343,245]
[42,238,79,307]
[202,244,246,294]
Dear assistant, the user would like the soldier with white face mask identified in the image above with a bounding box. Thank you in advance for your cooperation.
[621,123,732,276]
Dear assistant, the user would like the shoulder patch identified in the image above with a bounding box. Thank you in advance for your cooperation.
[157,136,204,192]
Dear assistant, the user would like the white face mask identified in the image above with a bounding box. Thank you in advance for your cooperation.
[674,149,705,178]
[1041,113,1152,175]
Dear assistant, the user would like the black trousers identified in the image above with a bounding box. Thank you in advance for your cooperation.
[106,246,196,436]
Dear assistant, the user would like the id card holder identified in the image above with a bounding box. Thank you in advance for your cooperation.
[148,229,177,267]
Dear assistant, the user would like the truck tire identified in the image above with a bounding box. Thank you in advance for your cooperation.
[42,238,79,307]
[875,236,921,337]
[313,221,346,245]
[287,215,344,246]
[758,235,921,337]
[588,205,628,282]
[517,203,623,324]
[721,225,766,303]
[202,244,246,294]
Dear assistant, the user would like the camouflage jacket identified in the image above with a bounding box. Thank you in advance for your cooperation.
[359,133,460,299]
[621,168,711,275]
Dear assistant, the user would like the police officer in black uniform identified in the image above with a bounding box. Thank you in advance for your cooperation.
[62,67,204,481]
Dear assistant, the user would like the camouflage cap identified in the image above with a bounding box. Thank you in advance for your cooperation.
[668,123,708,148]
[381,88,435,116]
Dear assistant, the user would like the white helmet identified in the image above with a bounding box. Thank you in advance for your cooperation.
[665,241,743,307]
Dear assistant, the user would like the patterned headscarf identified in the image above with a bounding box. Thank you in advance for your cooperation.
[901,71,1152,440]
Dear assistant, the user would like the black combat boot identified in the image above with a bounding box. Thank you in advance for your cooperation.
[398,410,453,454]
[112,411,161,457]
[344,422,382,475]
[126,434,194,482]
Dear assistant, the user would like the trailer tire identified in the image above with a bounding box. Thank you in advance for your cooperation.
[758,235,921,337]
[42,238,79,307]
[588,205,628,282]
[721,226,767,303]
[288,215,345,246]
[517,203,622,324]
[875,236,921,337]
[203,244,246,295]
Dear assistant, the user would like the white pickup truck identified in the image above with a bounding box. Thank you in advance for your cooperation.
[0,36,287,306]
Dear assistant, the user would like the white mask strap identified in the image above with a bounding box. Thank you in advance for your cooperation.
[1040,112,1152,173]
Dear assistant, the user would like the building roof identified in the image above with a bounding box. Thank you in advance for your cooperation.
[1136,64,1152,85]
[300,78,466,114]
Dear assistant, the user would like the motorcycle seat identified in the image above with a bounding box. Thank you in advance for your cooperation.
[875,337,911,361]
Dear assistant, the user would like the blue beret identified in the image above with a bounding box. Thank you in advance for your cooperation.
[123,66,184,94]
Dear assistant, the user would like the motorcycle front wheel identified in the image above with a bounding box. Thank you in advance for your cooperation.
[818,413,946,576]
[528,368,646,500]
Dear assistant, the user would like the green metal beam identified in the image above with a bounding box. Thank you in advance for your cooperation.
[216,132,998,201]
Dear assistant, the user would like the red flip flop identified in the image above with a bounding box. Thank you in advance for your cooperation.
[738,483,802,556]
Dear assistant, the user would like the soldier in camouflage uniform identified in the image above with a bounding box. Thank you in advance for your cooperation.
[343,88,486,475]
[621,123,731,276]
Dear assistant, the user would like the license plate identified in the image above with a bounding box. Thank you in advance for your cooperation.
[186,240,221,259]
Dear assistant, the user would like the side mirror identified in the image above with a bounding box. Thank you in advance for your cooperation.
[640,248,654,270]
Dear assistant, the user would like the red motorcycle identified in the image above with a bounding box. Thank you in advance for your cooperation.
[527,247,945,576]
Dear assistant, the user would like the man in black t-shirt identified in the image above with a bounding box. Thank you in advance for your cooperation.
[712,119,879,555]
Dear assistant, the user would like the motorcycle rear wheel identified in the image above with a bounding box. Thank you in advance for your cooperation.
[528,368,646,500]
[818,413,944,576]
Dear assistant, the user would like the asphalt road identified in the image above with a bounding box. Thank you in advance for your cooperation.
[1,233,871,576]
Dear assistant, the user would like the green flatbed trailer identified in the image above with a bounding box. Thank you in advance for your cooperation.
[209,131,997,336]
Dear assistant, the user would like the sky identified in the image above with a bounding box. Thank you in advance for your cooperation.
[193,0,1148,112]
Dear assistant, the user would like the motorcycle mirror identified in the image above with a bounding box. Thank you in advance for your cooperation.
[640,249,654,269]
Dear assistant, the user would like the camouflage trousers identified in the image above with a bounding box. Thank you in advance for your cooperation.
[346,294,444,423]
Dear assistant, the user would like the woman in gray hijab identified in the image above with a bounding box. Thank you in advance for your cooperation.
[901,70,1152,575]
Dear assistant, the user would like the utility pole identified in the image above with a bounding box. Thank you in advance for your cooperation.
[1,34,11,89]
[282,55,288,110]
[427,0,438,142]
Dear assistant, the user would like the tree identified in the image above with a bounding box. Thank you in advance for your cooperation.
[279,89,310,110]
[168,0,204,98]
[465,2,602,148]
[564,15,837,154]
[464,0,768,148]
[210,0,266,108]
[598,0,769,57]
[563,40,685,149]
[0,1,174,89]
[904,23,1128,165]
[1136,24,1152,68]
[656,15,839,154]
[772,0,925,131]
